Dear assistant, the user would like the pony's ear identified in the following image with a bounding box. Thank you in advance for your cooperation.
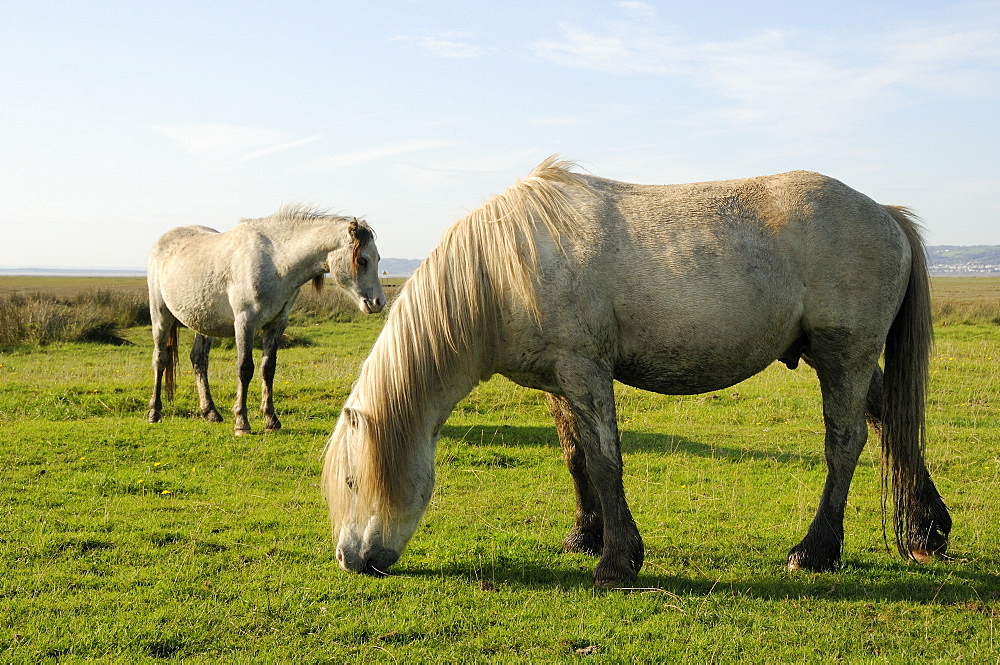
[348,218,359,240]
[342,406,361,429]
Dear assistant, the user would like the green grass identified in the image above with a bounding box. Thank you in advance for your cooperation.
[2,316,1000,661]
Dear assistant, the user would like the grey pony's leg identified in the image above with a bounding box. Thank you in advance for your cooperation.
[553,355,643,587]
[546,393,604,556]
[787,335,878,572]
[259,316,287,431]
[190,333,223,423]
[148,305,173,424]
[231,315,255,435]
[863,368,951,560]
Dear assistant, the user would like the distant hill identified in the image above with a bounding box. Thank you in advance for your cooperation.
[0,260,426,278]
[926,246,1000,275]
[4,247,998,278]
[377,258,422,277]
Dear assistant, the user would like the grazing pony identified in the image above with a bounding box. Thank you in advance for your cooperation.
[322,158,950,586]
[147,205,384,435]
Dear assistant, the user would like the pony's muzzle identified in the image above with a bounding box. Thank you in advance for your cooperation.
[362,297,384,314]
[337,544,398,576]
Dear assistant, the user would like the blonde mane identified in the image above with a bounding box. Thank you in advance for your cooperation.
[326,157,592,524]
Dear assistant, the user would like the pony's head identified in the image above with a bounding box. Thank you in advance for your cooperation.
[316,218,385,314]
[322,401,435,576]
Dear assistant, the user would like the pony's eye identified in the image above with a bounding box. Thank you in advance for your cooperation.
[357,257,368,270]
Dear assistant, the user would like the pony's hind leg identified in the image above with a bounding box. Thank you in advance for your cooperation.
[191,333,223,423]
[259,318,287,431]
[546,393,603,556]
[148,313,176,424]
[552,355,643,587]
[787,337,877,572]
[864,368,951,562]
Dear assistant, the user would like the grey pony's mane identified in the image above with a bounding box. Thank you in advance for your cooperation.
[239,203,355,225]
[326,156,591,525]
[240,203,375,291]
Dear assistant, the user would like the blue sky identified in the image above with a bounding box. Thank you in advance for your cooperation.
[1,1,997,269]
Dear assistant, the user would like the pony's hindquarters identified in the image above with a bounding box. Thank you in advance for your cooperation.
[787,204,950,571]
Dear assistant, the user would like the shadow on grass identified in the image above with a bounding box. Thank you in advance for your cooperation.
[442,423,826,466]
[391,554,1000,604]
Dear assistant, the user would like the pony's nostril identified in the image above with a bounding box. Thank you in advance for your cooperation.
[336,547,345,564]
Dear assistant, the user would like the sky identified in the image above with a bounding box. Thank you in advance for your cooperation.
[1,0,998,270]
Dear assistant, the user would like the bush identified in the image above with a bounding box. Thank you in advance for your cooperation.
[0,282,403,347]
[0,289,149,347]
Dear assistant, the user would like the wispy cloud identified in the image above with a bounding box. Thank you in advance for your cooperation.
[312,139,458,170]
[239,134,323,162]
[154,123,285,156]
[531,3,1000,131]
[154,124,322,161]
[395,33,497,58]
[617,1,657,21]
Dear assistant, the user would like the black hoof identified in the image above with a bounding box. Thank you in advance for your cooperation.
[787,544,840,572]
[593,563,639,589]
[564,527,603,557]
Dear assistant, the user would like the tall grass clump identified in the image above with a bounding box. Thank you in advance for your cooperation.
[930,277,1000,326]
[931,300,1000,326]
[287,281,402,325]
[0,289,149,347]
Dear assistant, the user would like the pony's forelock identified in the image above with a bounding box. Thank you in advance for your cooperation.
[349,219,376,277]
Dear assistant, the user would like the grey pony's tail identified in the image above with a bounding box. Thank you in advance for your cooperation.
[879,205,949,559]
[164,319,179,402]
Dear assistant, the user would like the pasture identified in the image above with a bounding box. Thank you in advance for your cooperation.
[2,277,999,661]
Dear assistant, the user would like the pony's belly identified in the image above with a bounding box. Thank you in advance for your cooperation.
[165,298,236,338]
[182,317,236,338]
[613,330,788,395]
[614,352,773,395]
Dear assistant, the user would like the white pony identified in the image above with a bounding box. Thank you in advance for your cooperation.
[323,158,950,587]
[147,205,384,435]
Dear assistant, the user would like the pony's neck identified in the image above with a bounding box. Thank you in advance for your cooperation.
[357,271,497,453]
[270,219,351,284]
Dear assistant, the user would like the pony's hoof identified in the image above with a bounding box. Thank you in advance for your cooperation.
[563,530,603,557]
[234,428,252,436]
[593,559,639,589]
[148,411,162,424]
[204,411,224,423]
[593,571,638,589]
[909,548,950,564]
[787,547,839,573]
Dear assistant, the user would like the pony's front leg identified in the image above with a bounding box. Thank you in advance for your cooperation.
[259,319,286,431]
[546,393,603,556]
[232,322,255,435]
[191,333,223,423]
[553,356,643,587]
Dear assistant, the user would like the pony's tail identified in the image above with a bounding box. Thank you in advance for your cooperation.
[880,206,949,559]
[164,319,179,402]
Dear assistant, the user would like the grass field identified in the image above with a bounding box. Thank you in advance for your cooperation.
[2,277,999,661]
